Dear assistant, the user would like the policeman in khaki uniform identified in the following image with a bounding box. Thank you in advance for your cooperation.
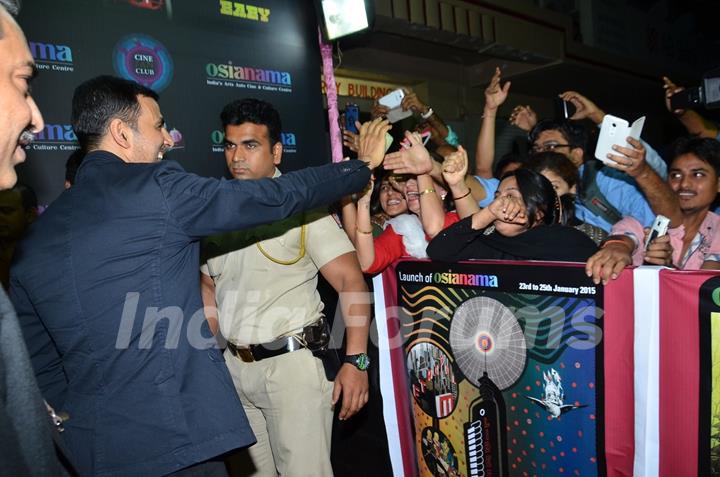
[201,99,371,477]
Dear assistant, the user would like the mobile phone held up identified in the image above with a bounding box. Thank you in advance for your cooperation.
[378,88,413,124]
[345,103,359,134]
[645,215,670,250]
[554,97,576,120]
[594,114,646,165]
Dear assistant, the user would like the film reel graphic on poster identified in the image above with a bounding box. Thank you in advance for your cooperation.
[450,297,527,390]
[451,297,525,477]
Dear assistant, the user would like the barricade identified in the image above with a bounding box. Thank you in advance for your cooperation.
[373,259,719,477]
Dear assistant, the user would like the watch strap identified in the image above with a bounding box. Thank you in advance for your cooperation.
[344,353,370,371]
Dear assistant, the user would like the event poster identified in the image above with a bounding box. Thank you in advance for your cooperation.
[713,306,720,477]
[380,260,605,477]
[699,275,720,476]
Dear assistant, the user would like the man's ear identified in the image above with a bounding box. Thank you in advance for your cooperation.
[272,141,283,166]
[569,147,584,168]
[109,118,131,149]
[570,183,577,194]
[716,176,720,193]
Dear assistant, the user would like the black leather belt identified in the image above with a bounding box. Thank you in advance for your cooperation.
[227,336,305,363]
[227,319,330,363]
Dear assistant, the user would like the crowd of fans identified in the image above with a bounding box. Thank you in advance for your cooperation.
[6,69,716,292]
[335,68,720,284]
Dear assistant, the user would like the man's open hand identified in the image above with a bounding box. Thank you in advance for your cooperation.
[357,118,391,169]
[383,131,433,175]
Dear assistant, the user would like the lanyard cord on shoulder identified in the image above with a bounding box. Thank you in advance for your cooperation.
[255,224,306,265]
[678,226,711,269]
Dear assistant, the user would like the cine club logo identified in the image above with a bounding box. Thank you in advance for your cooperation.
[210,130,297,154]
[205,61,292,94]
[113,34,173,92]
[29,41,74,73]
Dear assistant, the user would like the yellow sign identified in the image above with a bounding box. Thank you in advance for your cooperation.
[321,75,402,100]
[219,1,270,22]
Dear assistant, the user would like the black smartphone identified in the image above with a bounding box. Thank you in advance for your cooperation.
[554,97,576,120]
[345,103,359,133]
[670,87,703,111]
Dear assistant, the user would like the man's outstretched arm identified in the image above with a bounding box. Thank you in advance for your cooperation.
[162,119,391,239]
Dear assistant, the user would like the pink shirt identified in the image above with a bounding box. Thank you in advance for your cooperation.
[611,212,720,269]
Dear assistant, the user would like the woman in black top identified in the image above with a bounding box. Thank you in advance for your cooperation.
[427,169,597,262]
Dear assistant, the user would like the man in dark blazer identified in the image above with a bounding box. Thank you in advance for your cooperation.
[0,0,68,475]
[10,75,388,476]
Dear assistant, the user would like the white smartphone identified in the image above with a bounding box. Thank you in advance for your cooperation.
[645,214,670,250]
[378,89,405,109]
[379,89,413,123]
[594,114,646,165]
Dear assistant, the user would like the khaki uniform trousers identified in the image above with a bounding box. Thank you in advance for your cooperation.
[224,348,334,477]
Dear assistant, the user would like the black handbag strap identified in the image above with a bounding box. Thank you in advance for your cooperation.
[578,160,623,225]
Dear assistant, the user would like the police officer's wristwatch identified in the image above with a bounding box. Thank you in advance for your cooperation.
[344,353,370,371]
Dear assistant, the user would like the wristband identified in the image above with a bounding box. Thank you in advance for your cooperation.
[357,228,373,235]
[453,189,472,200]
[601,239,629,249]
[421,107,434,120]
[419,188,436,196]
[444,125,459,147]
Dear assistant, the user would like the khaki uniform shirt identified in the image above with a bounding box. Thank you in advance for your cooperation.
[201,172,354,346]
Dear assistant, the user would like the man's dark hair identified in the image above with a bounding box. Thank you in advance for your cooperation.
[71,75,159,151]
[670,136,720,177]
[500,168,560,228]
[65,149,85,185]
[529,119,589,153]
[528,151,579,188]
[11,183,37,210]
[220,98,282,145]
[493,153,526,179]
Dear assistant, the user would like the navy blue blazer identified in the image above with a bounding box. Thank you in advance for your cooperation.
[10,151,370,476]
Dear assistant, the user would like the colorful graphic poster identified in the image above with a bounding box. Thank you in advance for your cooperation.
[712,311,720,477]
[698,275,720,476]
[376,259,605,477]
